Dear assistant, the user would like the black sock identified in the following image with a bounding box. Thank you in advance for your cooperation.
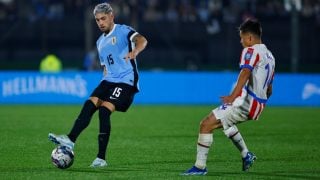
[97,106,112,160]
[68,100,97,142]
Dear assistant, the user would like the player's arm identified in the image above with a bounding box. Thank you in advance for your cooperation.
[266,84,272,98]
[102,65,107,76]
[124,34,148,61]
[221,68,251,104]
[266,71,274,98]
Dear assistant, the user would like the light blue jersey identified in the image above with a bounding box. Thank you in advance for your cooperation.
[96,24,139,91]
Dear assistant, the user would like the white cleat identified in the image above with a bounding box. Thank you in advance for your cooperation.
[90,158,107,168]
[48,133,74,150]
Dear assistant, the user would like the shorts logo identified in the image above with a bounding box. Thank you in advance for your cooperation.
[219,104,229,110]
[109,96,117,100]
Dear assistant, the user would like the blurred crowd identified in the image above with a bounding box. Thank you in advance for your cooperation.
[0,0,88,22]
[1,0,320,24]
[0,0,319,72]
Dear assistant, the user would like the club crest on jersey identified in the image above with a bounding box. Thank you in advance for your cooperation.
[111,36,116,45]
[245,48,254,61]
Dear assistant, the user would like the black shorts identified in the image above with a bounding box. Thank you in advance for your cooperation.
[90,80,136,112]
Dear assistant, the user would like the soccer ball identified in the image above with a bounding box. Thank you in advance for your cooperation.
[51,146,74,169]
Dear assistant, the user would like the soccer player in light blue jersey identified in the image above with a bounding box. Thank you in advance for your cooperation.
[48,2,147,167]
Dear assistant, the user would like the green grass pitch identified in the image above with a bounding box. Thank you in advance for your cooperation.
[0,105,319,179]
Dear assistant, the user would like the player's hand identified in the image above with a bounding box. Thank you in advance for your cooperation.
[220,95,235,105]
[124,50,138,62]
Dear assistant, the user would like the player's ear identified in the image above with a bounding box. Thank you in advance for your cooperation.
[110,12,114,19]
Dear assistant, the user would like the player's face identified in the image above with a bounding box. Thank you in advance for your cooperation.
[95,12,114,33]
[239,31,252,48]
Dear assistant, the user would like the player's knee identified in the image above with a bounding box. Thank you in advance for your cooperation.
[89,97,100,107]
[101,101,115,112]
[223,126,239,138]
[200,115,220,133]
[199,119,208,130]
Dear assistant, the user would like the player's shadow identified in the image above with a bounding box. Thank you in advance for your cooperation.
[68,167,146,174]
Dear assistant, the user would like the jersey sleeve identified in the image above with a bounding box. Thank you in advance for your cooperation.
[96,36,105,66]
[121,25,138,42]
[239,47,260,71]
[96,35,105,66]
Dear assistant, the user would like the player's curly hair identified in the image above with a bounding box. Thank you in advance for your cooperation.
[239,19,262,37]
[93,3,113,15]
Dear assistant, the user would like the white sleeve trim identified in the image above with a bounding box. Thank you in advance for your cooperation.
[130,32,139,41]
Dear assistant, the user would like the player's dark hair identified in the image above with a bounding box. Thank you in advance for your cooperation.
[239,19,262,37]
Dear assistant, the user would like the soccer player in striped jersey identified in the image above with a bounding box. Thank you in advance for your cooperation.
[183,19,275,175]
[48,2,147,167]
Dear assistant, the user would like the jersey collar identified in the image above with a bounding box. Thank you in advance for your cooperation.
[104,24,117,37]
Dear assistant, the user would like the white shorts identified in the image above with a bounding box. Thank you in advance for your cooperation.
[212,103,248,129]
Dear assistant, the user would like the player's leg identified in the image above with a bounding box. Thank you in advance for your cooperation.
[219,105,257,171]
[67,80,110,144]
[48,81,110,148]
[90,101,114,167]
[91,83,136,167]
[67,97,99,142]
[196,112,222,168]
[48,97,99,149]
[223,125,248,157]
[223,125,257,171]
[182,112,222,175]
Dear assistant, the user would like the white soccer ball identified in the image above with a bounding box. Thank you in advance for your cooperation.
[51,146,74,169]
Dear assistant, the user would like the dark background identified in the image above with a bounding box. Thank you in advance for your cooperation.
[0,0,319,72]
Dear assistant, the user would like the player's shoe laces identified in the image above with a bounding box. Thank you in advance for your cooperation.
[48,133,74,150]
[90,158,107,168]
[181,166,207,176]
[242,152,257,171]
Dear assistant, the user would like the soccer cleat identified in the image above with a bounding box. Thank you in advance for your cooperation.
[48,133,74,150]
[181,166,207,176]
[90,157,107,168]
[242,152,257,171]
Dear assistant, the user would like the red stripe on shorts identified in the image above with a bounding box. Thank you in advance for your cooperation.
[248,99,258,119]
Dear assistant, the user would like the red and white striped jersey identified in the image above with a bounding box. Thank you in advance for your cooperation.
[237,44,275,120]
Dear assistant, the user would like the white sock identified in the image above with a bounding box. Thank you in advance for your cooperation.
[195,134,213,169]
[230,131,248,158]
[224,126,248,158]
